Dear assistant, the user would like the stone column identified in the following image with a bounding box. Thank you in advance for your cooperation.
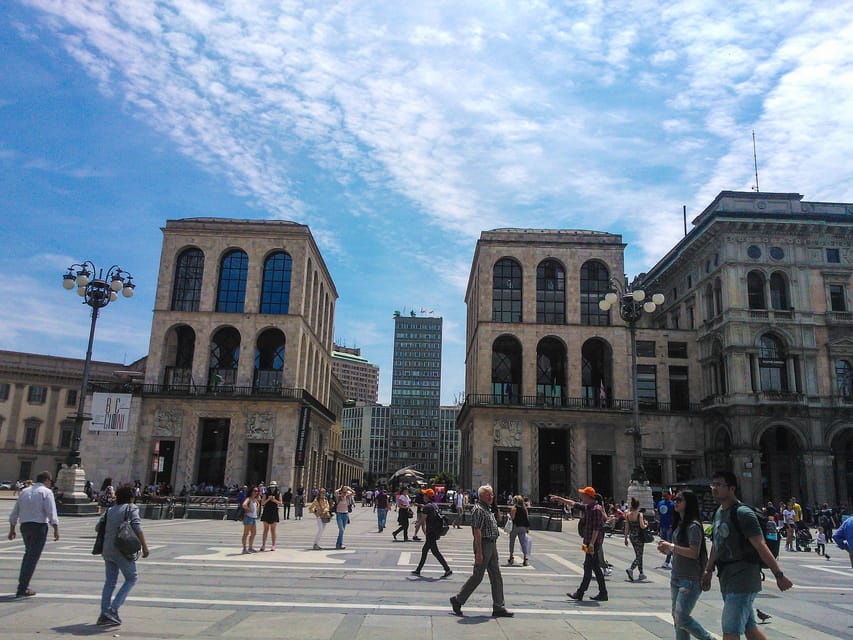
[731,448,761,505]
[802,449,835,506]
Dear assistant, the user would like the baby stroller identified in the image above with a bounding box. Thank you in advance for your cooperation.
[795,522,813,551]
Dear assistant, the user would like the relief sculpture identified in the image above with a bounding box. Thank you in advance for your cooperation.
[494,419,522,447]
[247,412,274,439]
[153,408,183,437]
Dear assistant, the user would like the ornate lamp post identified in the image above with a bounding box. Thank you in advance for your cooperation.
[57,261,135,514]
[598,279,664,483]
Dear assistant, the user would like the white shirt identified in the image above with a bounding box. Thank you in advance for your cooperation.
[9,483,59,526]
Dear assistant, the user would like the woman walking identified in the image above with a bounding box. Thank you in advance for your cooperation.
[294,487,305,520]
[309,488,331,549]
[392,487,412,542]
[241,486,260,553]
[411,488,452,577]
[332,485,355,549]
[97,484,149,627]
[657,490,713,640]
[99,477,116,514]
[507,495,532,566]
[624,497,648,581]
[260,481,282,551]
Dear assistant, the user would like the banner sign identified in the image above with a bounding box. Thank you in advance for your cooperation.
[295,406,311,467]
[89,392,132,432]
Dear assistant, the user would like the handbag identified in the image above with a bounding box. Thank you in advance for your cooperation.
[641,527,655,544]
[503,518,514,535]
[92,516,105,555]
[115,505,142,558]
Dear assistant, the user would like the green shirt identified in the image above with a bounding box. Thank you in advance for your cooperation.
[712,503,763,594]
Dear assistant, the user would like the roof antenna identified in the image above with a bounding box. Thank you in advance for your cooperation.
[751,130,760,192]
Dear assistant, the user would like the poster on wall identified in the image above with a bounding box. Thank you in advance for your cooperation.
[89,392,132,432]
[295,406,311,467]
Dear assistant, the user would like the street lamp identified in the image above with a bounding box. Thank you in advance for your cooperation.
[598,279,664,483]
[62,261,136,466]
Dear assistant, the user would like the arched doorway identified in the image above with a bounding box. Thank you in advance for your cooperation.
[831,427,853,507]
[759,426,804,503]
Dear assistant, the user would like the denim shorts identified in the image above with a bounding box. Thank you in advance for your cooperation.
[243,516,257,526]
[721,592,757,634]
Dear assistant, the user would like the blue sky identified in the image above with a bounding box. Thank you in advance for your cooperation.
[2,1,853,404]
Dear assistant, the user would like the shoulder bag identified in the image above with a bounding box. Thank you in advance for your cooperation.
[92,516,106,555]
[115,505,143,558]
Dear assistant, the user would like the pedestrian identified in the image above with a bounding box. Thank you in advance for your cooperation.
[374,488,389,532]
[449,484,513,618]
[294,487,305,520]
[392,487,412,542]
[507,495,531,566]
[782,501,795,551]
[7,470,60,598]
[282,487,293,520]
[657,490,713,640]
[97,484,150,627]
[241,486,260,554]
[412,488,452,578]
[701,470,793,640]
[99,477,116,514]
[658,490,675,569]
[831,514,853,568]
[332,485,355,550]
[624,497,649,582]
[452,489,464,528]
[308,488,331,550]
[550,486,608,602]
[411,487,426,542]
[260,481,282,551]
[791,497,803,551]
[818,503,834,541]
[815,530,830,560]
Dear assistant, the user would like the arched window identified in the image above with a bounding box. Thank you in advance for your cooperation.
[704,284,715,320]
[582,338,611,406]
[492,259,522,323]
[171,248,204,311]
[492,335,522,403]
[209,327,240,389]
[758,334,788,391]
[260,252,293,314]
[837,359,852,399]
[164,325,195,388]
[714,277,723,315]
[536,259,565,324]
[747,271,766,309]
[769,272,788,310]
[537,337,567,405]
[255,329,286,391]
[216,250,249,313]
[580,261,610,325]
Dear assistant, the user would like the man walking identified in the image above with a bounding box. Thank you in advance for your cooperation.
[658,490,675,569]
[374,488,389,532]
[550,486,608,602]
[449,484,513,618]
[701,471,792,640]
[8,470,60,597]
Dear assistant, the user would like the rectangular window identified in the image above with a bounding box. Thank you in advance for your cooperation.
[66,389,78,408]
[829,285,846,312]
[826,248,840,263]
[0,383,9,401]
[687,275,693,289]
[668,342,688,358]
[669,366,689,411]
[686,306,695,329]
[27,386,47,404]
[24,426,38,446]
[675,459,693,483]
[19,460,33,482]
[644,458,663,485]
[60,429,73,448]
[670,312,680,329]
[636,341,656,358]
[672,287,678,301]
[637,364,657,408]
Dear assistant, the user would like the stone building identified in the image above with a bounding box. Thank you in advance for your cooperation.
[331,344,379,405]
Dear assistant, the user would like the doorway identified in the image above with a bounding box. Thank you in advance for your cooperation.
[198,418,230,486]
[246,443,270,487]
[590,454,613,501]
[495,449,519,500]
[151,440,176,487]
[538,428,569,500]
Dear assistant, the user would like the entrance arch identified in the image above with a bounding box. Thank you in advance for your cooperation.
[758,425,805,503]
[830,425,853,507]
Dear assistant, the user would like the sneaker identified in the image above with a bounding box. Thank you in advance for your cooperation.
[603,568,612,576]
[108,609,121,624]
[522,558,529,566]
[638,573,647,581]
[411,570,421,576]
[271,546,276,551]
[660,563,671,570]
[442,569,453,578]
[449,596,463,616]
[507,556,515,566]
[590,593,609,602]
[626,569,634,582]
[15,588,36,597]
[336,545,346,550]
[392,532,398,541]
[412,536,422,542]
[96,615,112,626]
[567,591,583,600]
[242,548,250,554]
[313,544,321,550]
[248,548,258,553]
[492,608,514,618]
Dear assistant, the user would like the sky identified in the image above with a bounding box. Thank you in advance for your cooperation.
[2,1,853,405]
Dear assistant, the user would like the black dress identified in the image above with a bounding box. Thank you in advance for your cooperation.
[261,494,280,523]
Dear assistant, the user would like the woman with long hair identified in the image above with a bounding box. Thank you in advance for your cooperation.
[782,501,796,551]
[392,487,412,542]
[241,486,261,554]
[308,488,331,550]
[507,495,531,566]
[624,497,648,581]
[657,490,713,640]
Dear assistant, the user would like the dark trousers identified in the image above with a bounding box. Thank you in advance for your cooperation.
[18,522,48,594]
[456,539,504,608]
[577,545,607,596]
[393,518,410,540]
[283,504,291,519]
[415,534,450,572]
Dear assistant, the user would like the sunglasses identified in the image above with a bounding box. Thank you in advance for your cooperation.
[674,497,684,503]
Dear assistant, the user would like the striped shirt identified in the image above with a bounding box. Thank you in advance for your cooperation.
[471,502,500,541]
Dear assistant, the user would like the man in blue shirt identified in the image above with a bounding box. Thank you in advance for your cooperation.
[658,491,675,569]
[8,470,60,597]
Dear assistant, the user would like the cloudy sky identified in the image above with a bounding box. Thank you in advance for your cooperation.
[2,1,852,404]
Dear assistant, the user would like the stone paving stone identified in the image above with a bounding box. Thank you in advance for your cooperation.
[223,612,342,638]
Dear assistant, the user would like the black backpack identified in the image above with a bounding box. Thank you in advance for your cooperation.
[714,501,779,569]
[426,504,450,538]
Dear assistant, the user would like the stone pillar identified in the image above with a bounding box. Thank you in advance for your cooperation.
[731,448,761,505]
[802,450,835,506]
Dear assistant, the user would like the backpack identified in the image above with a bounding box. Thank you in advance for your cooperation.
[426,504,450,538]
[714,501,779,569]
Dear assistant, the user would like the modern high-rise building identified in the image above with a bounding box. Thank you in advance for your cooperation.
[331,344,379,405]
[341,404,391,480]
[390,314,443,477]
[439,405,462,480]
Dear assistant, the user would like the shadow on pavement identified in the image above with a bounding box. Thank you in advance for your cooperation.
[51,624,115,636]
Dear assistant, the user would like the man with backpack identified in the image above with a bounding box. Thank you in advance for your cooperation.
[411,488,451,578]
[701,471,793,640]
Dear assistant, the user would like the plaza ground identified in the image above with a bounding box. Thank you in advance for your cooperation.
[0,500,850,639]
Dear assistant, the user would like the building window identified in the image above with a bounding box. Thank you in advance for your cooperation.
[0,383,9,401]
[672,287,678,301]
[837,360,853,399]
[668,342,688,358]
[758,334,788,392]
[687,275,693,289]
[18,460,33,482]
[686,306,695,329]
[747,245,761,259]
[636,341,655,358]
[492,335,522,402]
[670,311,680,329]
[60,428,73,448]
[171,248,204,311]
[644,458,663,485]
[826,248,840,263]
[636,364,657,408]
[536,337,566,403]
[675,459,694,483]
[769,272,789,310]
[582,338,611,407]
[714,278,722,315]
[24,419,40,446]
[829,284,847,311]
[711,341,726,395]
[704,285,714,320]
[770,247,784,261]
[669,366,689,410]
[747,271,766,309]
[254,328,286,390]
[580,261,610,326]
[536,259,565,324]
[209,326,241,388]
[492,258,522,323]
[260,251,293,314]
[66,389,78,408]
[27,386,47,404]
[216,249,249,313]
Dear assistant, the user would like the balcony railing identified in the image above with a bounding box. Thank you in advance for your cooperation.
[757,390,805,403]
[254,369,283,393]
[828,311,852,323]
[463,394,698,413]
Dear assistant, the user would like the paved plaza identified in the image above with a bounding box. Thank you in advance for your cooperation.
[1,500,851,639]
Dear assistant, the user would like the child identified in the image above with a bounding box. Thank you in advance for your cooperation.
[816,530,831,560]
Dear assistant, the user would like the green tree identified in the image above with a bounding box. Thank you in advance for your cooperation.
[429,471,456,488]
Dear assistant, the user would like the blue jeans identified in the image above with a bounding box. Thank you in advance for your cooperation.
[18,522,48,594]
[376,508,387,529]
[335,512,349,547]
[670,579,712,640]
[721,591,757,635]
[101,554,138,615]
